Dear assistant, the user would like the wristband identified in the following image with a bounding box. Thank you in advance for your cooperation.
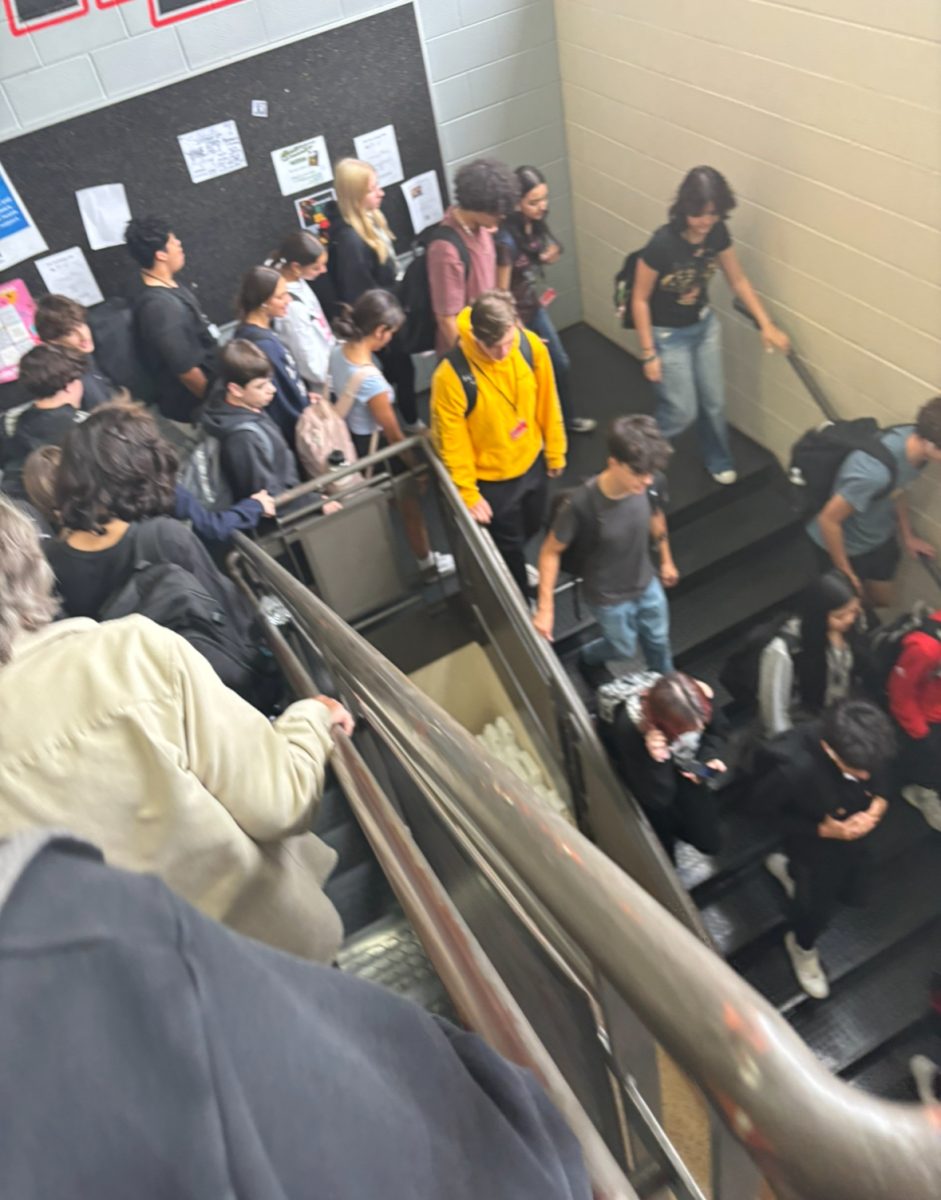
[641,351,658,362]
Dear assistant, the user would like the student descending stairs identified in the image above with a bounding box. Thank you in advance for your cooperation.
[549,323,941,1101]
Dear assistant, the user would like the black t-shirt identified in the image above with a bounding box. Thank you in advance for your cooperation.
[133,284,219,423]
[45,515,238,620]
[552,478,655,606]
[640,221,731,327]
[0,404,83,500]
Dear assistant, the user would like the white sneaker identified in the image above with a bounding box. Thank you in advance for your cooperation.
[902,785,941,832]
[421,551,456,579]
[784,932,830,999]
[765,852,796,900]
[711,469,738,486]
[910,1054,940,1105]
[525,562,540,589]
[401,418,428,434]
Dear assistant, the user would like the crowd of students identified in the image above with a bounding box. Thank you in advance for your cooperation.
[0,148,938,1173]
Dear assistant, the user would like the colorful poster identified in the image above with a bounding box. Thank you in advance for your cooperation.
[178,120,248,185]
[353,124,404,188]
[0,279,39,384]
[271,135,332,197]
[0,163,47,270]
[294,188,336,243]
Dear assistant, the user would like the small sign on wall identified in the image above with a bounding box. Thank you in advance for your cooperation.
[147,0,248,26]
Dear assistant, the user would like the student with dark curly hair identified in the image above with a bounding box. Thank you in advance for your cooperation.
[126,215,219,426]
[631,166,790,485]
[45,402,247,625]
[427,157,520,354]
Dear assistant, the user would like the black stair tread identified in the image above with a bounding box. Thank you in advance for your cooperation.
[669,482,801,590]
[671,528,820,661]
[675,803,779,899]
[318,819,372,873]
[338,909,457,1018]
[786,920,941,1076]
[325,859,396,940]
[843,1019,941,1099]
[701,797,933,961]
[737,834,941,1012]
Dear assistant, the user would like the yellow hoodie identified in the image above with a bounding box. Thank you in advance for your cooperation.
[430,307,567,507]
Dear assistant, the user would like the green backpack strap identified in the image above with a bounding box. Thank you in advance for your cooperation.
[446,328,537,418]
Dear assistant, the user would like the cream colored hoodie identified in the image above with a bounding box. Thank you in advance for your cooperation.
[0,615,342,962]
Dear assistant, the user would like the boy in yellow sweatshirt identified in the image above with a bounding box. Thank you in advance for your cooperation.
[431,291,567,597]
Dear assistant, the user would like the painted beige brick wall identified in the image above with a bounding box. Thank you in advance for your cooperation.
[555,0,941,599]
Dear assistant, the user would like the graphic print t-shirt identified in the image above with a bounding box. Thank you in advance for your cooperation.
[640,221,732,328]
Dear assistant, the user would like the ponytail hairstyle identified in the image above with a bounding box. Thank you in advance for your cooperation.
[643,673,713,742]
[794,569,861,713]
[235,265,281,320]
[335,158,395,265]
[332,289,404,343]
[268,229,325,271]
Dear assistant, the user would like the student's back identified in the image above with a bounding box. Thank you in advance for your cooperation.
[1,405,82,500]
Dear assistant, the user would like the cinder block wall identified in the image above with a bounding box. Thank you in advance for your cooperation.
[555,0,941,601]
[0,0,581,328]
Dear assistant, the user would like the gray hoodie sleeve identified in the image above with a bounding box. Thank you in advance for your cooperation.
[758,637,795,737]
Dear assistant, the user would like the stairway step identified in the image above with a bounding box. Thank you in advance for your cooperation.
[843,1019,941,1100]
[671,528,819,662]
[338,910,457,1018]
[669,481,801,593]
[786,919,941,1076]
[325,859,395,940]
[319,819,372,874]
[737,833,941,1014]
[676,803,779,901]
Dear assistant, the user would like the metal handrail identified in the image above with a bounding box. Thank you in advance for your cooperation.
[233,531,941,1200]
[242,595,636,1199]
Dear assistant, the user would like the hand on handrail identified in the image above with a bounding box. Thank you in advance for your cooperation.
[314,694,355,736]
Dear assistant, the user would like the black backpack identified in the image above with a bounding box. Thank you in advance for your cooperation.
[788,418,899,513]
[87,297,158,405]
[100,523,261,700]
[398,225,472,354]
[863,604,941,696]
[444,332,535,416]
[613,250,641,330]
[178,419,273,512]
[719,616,801,706]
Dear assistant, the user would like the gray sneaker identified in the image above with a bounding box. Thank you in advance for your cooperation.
[902,785,941,831]
[910,1054,940,1105]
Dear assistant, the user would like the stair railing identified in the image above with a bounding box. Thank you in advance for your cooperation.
[233,531,941,1200]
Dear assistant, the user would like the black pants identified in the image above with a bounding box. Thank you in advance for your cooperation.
[612,712,722,861]
[785,837,867,949]
[897,725,941,791]
[478,457,548,598]
[378,331,417,426]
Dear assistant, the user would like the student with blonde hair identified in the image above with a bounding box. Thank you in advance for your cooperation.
[325,158,420,429]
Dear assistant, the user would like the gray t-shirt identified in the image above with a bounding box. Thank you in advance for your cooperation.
[553,478,654,606]
[807,426,919,555]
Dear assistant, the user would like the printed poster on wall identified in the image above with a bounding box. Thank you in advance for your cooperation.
[295,188,336,244]
[0,279,40,384]
[352,125,404,188]
[0,163,47,270]
[178,120,248,185]
[401,170,444,235]
[35,247,105,309]
[271,135,332,197]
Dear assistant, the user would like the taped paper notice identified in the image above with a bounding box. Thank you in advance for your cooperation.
[178,120,247,185]
[35,246,104,308]
[353,124,404,188]
[401,170,444,235]
[271,135,332,197]
[75,182,131,251]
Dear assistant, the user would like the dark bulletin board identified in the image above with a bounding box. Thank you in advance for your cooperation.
[0,3,446,324]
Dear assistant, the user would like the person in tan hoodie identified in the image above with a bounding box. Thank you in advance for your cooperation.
[430,290,566,597]
[0,498,351,963]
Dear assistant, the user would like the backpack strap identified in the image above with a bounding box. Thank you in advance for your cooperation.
[424,224,472,278]
[447,329,537,419]
[334,363,382,421]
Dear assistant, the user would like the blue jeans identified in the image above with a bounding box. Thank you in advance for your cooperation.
[652,309,733,475]
[527,304,573,427]
[583,576,673,672]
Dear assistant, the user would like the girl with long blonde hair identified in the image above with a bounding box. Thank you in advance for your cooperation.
[326,158,420,428]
